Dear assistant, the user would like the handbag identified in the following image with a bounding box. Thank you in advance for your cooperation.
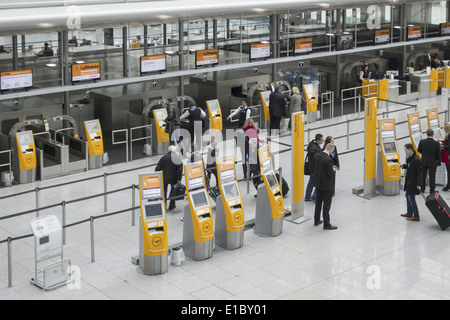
[169,183,186,201]
[164,120,173,134]
[304,153,310,176]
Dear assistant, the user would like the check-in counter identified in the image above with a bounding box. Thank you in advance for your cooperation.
[409,71,438,100]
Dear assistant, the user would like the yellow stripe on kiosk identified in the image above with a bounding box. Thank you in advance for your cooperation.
[377,118,401,195]
[15,131,37,170]
[206,99,223,131]
[84,119,103,156]
[215,155,244,250]
[426,107,445,141]
[254,144,284,237]
[183,161,214,261]
[138,172,168,275]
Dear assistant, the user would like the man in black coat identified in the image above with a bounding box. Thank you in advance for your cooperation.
[400,143,422,222]
[313,143,337,230]
[268,86,287,135]
[305,134,324,201]
[155,145,183,210]
[417,128,441,194]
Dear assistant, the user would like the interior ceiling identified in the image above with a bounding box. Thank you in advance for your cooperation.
[0,0,422,36]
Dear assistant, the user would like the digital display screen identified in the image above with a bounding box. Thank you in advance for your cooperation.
[1,69,33,91]
[383,142,397,154]
[434,129,443,141]
[140,54,166,75]
[430,118,439,128]
[145,203,163,218]
[265,171,278,189]
[192,190,208,208]
[440,23,450,36]
[71,62,101,83]
[195,49,219,68]
[336,34,354,51]
[86,120,101,133]
[207,100,220,113]
[187,164,204,189]
[17,132,33,146]
[408,26,422,40]
[294,38,312,54]
[250,43,270,61]
[153,109,167,123]
[223,182,239,201]
[374,29,390,45]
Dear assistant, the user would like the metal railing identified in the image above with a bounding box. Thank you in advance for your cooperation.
[341,83,379,118]
[130,124,152,161]
[112,128,129,163]
[0,150,12,187]
[320,90,335,119]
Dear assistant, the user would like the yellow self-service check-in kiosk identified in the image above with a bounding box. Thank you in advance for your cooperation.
[259,91,271,130]
[138,172,168,275]
[14,130,37,184]
[183,161,214,261]
[376,118,401,196]
[215,155,244,250]
[206,99,223,132]
[254,144,284,237]
[426,107,445,141]
[407,111,426,156]
[152,108,170,155]
[302,83,317,123]
[84,119,104,169]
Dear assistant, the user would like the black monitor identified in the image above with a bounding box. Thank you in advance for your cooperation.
[144,203,164,219]
[383,142,397,154]
[335,34,354,51]
[191,190,209,209]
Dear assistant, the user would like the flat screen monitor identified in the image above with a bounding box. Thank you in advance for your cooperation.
[249,42,270,61]
[434,129,443,141]
[186,163,204,190]
[293,38,312,55]
[374,29,390,45]
[141,174,162,199]
[140,54,166,75]
[195,49,219,69]
[335,34,354,51]
[430,118,439,128]
[144,203,163,219]
[191,190,209,209]
[383,142,397,154]
[407,26,422,41]
[265,171,279,189]
[0,69,33,92]
[223,182,240,201]
[440,23,450,36]
[71,62,101,84]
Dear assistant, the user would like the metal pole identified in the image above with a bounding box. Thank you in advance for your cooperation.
[62,201,66,245]
[90,216,95,262]
[279,167,283,194]
[347,119,350,150]
[132,184,136,227]
[104,173,108,212]
[246,161,250,194]
[35,187,40,217]
[7,236,12,287]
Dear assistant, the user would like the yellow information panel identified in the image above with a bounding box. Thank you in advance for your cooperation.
[84,119,104,157]
[206,99,223,131]
[364,98,377,187]
[15,131,37,170]
[291,112,304,205]
[430,69,439,92]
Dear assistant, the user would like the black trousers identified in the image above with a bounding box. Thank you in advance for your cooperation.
[314,189,333,226]
[163,183,176,208]
[270,116,282,134]
[446,163,450,187]
[421,165,437,192]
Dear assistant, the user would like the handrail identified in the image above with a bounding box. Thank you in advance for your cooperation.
[112,129,129,163]
[341,83,378,117]
[130,124,152,161]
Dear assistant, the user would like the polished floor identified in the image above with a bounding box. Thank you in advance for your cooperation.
[1,93,450,300]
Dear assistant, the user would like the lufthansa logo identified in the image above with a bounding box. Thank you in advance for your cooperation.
[234,213,241,223]
[152,236,162,247]
[202,222,211,233]
[25,155,33,163]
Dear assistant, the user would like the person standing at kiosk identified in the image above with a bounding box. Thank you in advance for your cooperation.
[400,143,422,222]
[165,97,182,151]
[180,102,206,148]
[268,86,287,135]
[313,143,337,230]
[155,145,183,210]
[418,129,441,194]
[441,123,450,191]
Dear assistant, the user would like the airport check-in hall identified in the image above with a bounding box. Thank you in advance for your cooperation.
[2,0,450,302]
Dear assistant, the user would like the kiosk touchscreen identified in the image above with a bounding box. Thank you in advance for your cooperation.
[14,130,37,184]
[152,108,170,155]
[183,161,214,261]
[407,112,425,156]
[426,107,444,141]
[206,99,223,131]
[138,172,168,275]
[84,119,104,169]
[215,155,245,250]
[376,118,401,196]
[254,144,284,237]
[302,84,317,123]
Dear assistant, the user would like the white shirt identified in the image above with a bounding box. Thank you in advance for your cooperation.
[229,105,251,120]
[180,108,206,120]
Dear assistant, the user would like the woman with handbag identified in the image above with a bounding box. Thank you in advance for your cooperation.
[441,123,450,191]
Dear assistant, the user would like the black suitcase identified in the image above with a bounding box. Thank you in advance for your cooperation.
[422,192,450,231]
[275,173,289,197]
[169,183,186,201]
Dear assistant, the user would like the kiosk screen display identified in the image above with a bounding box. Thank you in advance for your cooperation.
[413,133,422,147]
[434,129,443,141]
[223,182,239,201]
[187,164,204,189]
[430,118,439,128]
[265,172,278,189]
[192,190,208,208]
[144,203,163,219]
[207,100,220,113]
[153,109,167,124]
[17,132,33,146]
[141,174,162,199]
[86,121,101,133]
[383,142,397,154]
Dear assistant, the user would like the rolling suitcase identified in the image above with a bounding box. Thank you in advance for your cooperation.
[422,192,450,231]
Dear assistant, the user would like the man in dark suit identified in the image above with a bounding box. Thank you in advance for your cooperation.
[417,128,441,194]
[155,145,183,210]
[313,143,337,230]
[268,86,287,135]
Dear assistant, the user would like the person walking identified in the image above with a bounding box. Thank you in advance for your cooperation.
[313,143,337,230]
[155,145,183,210]
[165,97,182,151]
[268,86,287,135]
[323,136,340,196]
[418,128,441,194]
[305,134,324,201]
[227,100,251,128]
[441,123,450,191]
[400,143,422,221]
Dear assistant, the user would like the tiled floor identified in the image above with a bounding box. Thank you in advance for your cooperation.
[1,93,450,300]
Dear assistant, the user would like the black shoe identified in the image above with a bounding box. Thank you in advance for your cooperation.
[444,186,450,191]
[323,224,337,230]
[314,220,323,226]
[168,203,176,210]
